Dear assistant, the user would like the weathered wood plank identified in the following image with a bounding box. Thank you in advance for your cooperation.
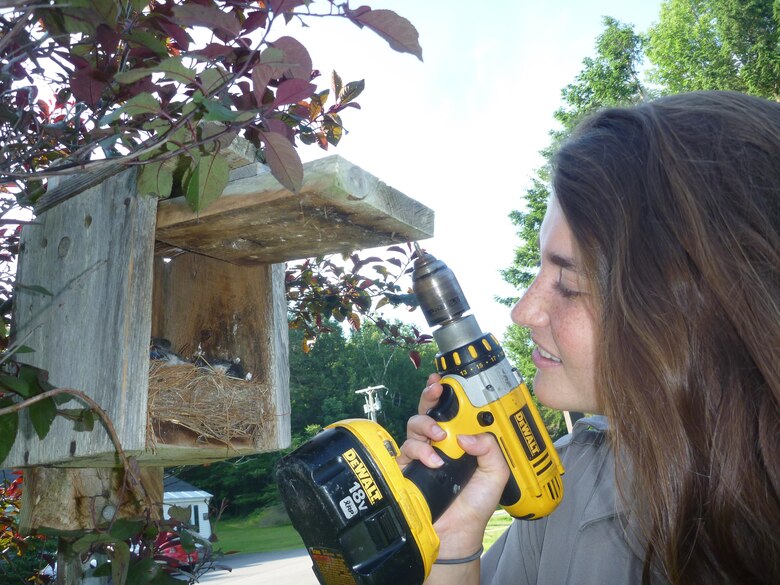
[3,168,157,467]
[149,253,290,461]
[18,467,163,535]
[155,155,435,265]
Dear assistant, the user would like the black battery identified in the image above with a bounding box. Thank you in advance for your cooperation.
[276,426,426,585]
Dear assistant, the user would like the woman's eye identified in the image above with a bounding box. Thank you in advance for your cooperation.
[554,280,582,298]
[555,268,583,298]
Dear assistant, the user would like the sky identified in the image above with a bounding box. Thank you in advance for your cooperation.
[31,1,664,341]
[285,0,665,340]
[9,1,661,346]
[284,0,661,337]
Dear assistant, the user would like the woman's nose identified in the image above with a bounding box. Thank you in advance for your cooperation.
[511,278,546,329]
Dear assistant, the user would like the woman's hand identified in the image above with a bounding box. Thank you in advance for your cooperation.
[398,373,510,559]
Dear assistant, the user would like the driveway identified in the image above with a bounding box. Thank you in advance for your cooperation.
[198,549,319,584]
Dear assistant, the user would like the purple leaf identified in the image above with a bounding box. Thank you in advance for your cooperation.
[350,8,423,61]
[251,63,274,105]
[408,350,422,369]
[159,18,191,51]
[71,68,108,108]
[193,43,234,60]
[266,118,295,141]
[96,24,120,54]
[273,78,316,107]
[172,4,242,37]
[269,0,306,14]
[270,36,312,80]
[243,10,268,33]
[261,131,303,193]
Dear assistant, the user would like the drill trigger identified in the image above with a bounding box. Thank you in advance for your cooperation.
[426,383,459,422]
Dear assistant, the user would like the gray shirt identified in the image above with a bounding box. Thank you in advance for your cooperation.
[481,416,652,585]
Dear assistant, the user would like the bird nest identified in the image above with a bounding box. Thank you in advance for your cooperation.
[146,360,270,450]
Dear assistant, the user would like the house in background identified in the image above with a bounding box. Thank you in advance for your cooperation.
[163,476,213,540]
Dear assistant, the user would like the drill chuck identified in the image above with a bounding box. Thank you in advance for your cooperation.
[411,248,470,330]
[412,245,484,354]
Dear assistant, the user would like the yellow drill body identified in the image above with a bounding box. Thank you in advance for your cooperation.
[276,247,565,585]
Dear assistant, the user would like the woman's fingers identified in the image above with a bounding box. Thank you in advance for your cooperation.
[397,413,447,467]
[406,413,447,442]
[418,374,443,415]
[458,433,510,480]
[397,373,448,468]
[398,437,444,469]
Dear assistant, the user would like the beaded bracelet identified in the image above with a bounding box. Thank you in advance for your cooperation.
[433,544,484,565]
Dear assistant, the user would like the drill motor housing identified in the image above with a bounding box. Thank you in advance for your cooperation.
[276,248,564,585]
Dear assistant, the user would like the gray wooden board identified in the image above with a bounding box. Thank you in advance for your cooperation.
[155,155,435,264]
[4,168,156,467]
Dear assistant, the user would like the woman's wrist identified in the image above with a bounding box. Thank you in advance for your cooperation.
[434,523,486,561]
[434,544,483,565]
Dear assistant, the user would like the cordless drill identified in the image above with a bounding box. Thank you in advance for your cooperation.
[276,246,564,585]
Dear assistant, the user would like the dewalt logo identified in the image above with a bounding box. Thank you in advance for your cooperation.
[513,410,541,457]
[343,448,383,504]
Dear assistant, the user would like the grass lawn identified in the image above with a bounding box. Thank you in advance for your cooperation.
[484,510,512,550]
[212,510,304,554]
[212,508,513,555]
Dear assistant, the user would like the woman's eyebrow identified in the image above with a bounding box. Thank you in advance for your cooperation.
[547,253,579,271]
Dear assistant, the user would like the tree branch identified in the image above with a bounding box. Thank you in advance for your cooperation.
[0,388,133,473]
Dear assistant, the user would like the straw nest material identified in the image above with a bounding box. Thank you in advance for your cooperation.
[146,360,270,449]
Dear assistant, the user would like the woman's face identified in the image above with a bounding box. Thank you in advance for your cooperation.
[511,197,600,414]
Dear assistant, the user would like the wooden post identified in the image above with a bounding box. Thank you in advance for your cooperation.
[8,169,158,584]
[19,467,163,535]
[7,168,156,466]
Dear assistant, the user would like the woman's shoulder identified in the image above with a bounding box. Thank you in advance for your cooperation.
[554,415,609,453]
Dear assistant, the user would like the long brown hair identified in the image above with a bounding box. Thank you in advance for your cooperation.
[552,91,780,584]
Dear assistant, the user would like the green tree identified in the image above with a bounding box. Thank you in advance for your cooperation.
[501,17,647,306]
[554,16,647,130]
[500,18,648,436]
[646,0,780,97]
[288,324,358,433]
[176,454,283,518]
[344,322,438,442]
[498,169,551,299]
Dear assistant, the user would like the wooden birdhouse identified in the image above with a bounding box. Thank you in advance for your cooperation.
[2,146,434,471]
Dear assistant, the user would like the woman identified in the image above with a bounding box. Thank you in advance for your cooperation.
[400,91,780,585]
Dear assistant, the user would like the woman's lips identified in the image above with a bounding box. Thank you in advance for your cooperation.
[532,344,562,367]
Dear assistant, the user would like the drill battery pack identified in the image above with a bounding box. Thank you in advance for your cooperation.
[276,420,439,585]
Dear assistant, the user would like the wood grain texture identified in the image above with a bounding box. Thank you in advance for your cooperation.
[4,168,157,468]
[18,467,163,534]
[155,155,435,264]
[150,253,290,461]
